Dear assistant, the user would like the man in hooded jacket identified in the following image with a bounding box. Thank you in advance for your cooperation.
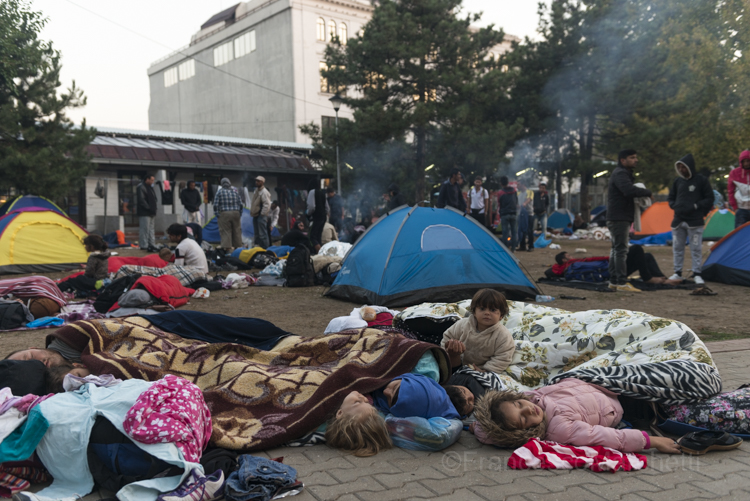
[667,154,714,285]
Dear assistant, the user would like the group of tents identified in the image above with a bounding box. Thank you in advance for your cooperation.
[0,195,747,306]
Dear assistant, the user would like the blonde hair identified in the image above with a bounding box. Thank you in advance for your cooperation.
[325,409,392,457]
[474,390,547,448]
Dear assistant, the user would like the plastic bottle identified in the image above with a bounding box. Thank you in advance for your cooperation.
[535,295,555,303]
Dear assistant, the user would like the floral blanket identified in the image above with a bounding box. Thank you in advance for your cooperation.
[396,300,719,403]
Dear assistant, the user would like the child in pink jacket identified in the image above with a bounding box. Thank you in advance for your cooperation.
[471,378,681,453]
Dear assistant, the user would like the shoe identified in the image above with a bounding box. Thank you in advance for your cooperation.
[615,283,642,293]
[693,274,705,285]
[678,431,742,455]
[668,273,682,280]
[608,282,618,290]
[157,469,225,501]
[527,248,534,252]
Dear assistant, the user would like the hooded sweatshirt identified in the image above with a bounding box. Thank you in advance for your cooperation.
[473,378,647,452]
[667,154,714,227]
[497,186,518,216]
[441,315,515,373]
[728,150,750,211]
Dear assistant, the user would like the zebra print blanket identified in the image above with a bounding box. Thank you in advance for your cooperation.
[550,359,722,405]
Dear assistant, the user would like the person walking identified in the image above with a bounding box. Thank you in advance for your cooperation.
[467,176,490,227]
[436,168,467,212]
[532,182,550,239]
[213,178,243,251]
[306,180,329,253]
[497,176,518,252]
[136,174,158,251]
[667,154,714,285]
[606,149,651,292]
[326,188,345,231]
[180,180,203,225]
[250,176,272,249]
[728,150,750,228]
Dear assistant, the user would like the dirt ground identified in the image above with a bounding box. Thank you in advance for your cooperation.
[0,238,745,356]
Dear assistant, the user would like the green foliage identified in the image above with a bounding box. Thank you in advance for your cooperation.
[0,0,96,200]
[301,0,523,202]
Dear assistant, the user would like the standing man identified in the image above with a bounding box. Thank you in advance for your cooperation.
[607,150,651,292]
[384,183,407,212]
[497,176,518,252]
[327,187,345,231]
[306,180,329,253]
[516,181,534,251]
[532,182,550,239]
[180,180,203,225]
[136,174,157,251]
[467,176,490,227]
[667,154,713,285]
[436,168,467,212]
[250,176,272,249]
[213,178,243,252]
[728,150,750,228]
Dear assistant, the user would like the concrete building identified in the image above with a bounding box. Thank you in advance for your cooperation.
[147,0,518,144]
[66,127,318,237]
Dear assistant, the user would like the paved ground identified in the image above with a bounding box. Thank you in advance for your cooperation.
[52,340,749,501]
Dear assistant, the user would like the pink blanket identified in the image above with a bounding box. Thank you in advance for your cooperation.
[508,438,648,473]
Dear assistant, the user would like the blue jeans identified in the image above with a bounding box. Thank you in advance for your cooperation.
[607,221,630,285]
[225,455,297,501]
[736,209,750,228]
[532,212,548,237]
[500,215,518,251]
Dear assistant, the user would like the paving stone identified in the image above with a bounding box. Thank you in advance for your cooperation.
[470,477,553,498]
[263,448,312,465]
[303,445,351,463]
[357,482,435,501]
[344,446,416,467]
[307,475,384,501]
[527,469,610,492]
[689,472,750,497]
[404,487,487,501]
[616,494,652,501]
[639,483,714,501]
[681,457,750,480]
[285,489,319,501]
[374,465,447,489]
[524,485,608,501]
[295,456,356,476]
[328,460,401,482]
[423,470,500,495]
[639,468,712,489]
[300,471,339,486]
[575,477,660,499]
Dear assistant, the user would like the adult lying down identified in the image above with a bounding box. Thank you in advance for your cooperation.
[33,315,458,452]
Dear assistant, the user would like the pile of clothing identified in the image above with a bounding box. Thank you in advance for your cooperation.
[0,277,71,331]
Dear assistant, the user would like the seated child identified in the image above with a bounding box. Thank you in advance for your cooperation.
[57,235,111,294]
[441,289,514,373]
[471,378,681,453]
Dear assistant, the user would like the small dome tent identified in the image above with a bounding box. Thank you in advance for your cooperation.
[547,209,575,229]
[702,222,750,287]
[702,208,735,240]
[0,195,66,217]
[325,206,539,306]
[0,209,88,273]
[632,202,674,237]
[202,207,281,243]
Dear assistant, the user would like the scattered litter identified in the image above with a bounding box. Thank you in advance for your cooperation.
[192,288,210,299]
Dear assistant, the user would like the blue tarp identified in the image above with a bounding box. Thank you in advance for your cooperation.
[325,206,538,306]
[202,208,281,242]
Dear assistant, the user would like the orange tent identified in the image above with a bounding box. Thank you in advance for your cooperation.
[632,201,674,237]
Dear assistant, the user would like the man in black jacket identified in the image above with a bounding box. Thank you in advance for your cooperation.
[532,182,550,238]
[180,180,203,225]
[606,150,651,292]
[497,176,518,252]
[136,174,158,251]
[436,168,466,212]
[667,154,713,285]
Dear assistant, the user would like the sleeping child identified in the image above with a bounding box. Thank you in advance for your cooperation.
[441,289,515,373]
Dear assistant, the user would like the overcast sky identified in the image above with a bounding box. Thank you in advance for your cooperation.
[34,0,546,131]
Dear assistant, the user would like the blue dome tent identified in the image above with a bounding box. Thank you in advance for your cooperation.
[0,195,66,216]
[547,208,575,229]
[325,206,539,306]
[203,207,281,243]
[702,222,750,287]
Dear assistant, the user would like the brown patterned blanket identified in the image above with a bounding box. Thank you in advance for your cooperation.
[49,317,450,451]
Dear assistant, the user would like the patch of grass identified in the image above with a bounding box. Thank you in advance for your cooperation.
[698,330,750,343]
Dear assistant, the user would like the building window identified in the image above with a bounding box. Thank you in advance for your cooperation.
[213,41,234,66]
[320,62,345,94]
[321,116,336,129]
[339,23,347,44]
[164,67,178,87]
[234,31,256,58]
[328,20,336,41]
[317,18,326,41]
[178,59,195,81]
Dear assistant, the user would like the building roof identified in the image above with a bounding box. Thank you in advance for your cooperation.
[201,3,240,30]
[88,127,317,175]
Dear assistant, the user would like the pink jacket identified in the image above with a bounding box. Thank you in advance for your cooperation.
[728,151,750,211]
[474,379,647,452]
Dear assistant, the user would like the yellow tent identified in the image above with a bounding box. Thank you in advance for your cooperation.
[0,209,88,273]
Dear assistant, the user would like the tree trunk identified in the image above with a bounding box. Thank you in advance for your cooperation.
[579,115,596,221]
[555,129,563,209]
[415,126,426,203]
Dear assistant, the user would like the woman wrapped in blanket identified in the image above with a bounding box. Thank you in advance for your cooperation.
[325,351,464,457]
[471,378,681,454]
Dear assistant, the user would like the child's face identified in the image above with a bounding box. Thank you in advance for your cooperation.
[499,399,544,430]
[475,306,502,328]
[70,367,91,378]
[456,386,475,415]
[337,391,375,419]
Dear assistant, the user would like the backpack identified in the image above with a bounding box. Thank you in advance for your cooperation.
[249,251,278,269]
[564,260,610,283]
[0,301,27,330]
[285,246,315,287]
[93,274,142,313]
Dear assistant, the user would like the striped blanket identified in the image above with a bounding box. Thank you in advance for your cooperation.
[508,438,648,472]
[113,264,207,287]
[0,276,67,307]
